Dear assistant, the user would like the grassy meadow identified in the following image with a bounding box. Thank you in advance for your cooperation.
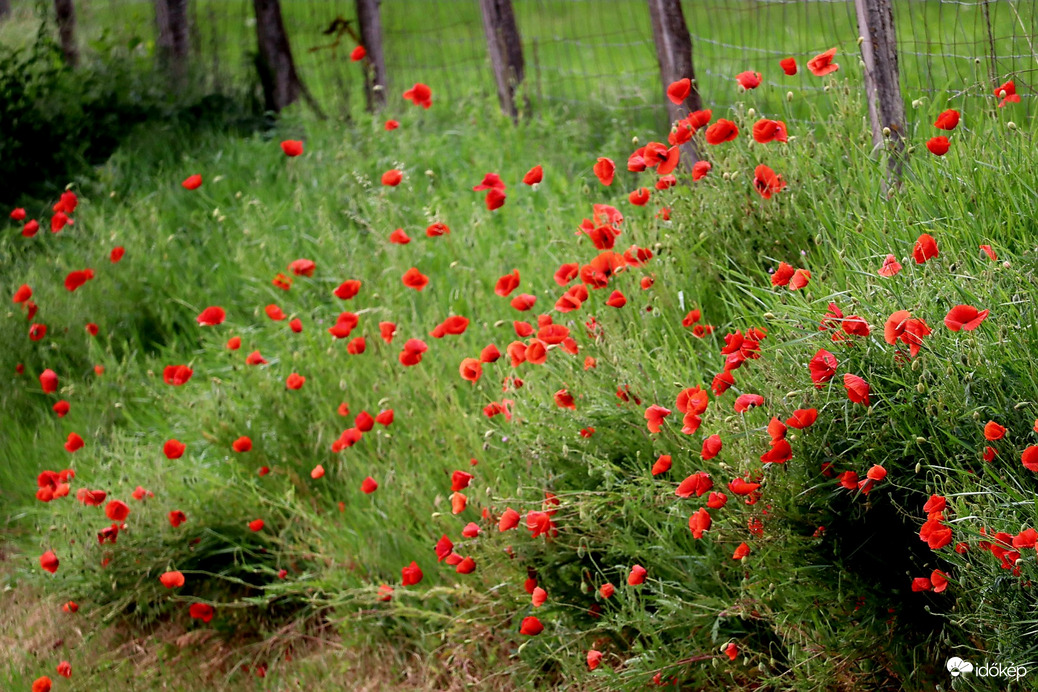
[2,1,1038,691]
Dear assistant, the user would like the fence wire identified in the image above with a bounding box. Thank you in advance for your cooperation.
[78,0,1037,130]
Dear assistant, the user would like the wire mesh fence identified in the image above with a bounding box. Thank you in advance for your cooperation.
[76,0,1037,130]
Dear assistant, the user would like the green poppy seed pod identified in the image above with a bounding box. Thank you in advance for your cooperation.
[867,406,874,416]
[763,312,776,320]
[917,382,925,393]
[722,172,731,181]
[974,58,982,65]
[857,36,865,45]
[582,183,591,195]
[1002,260,1011,269]
[699,231,708,240]
[632,136,639,145]
[859,60,866,69]
[916,436,927,444]
[824,85,831,93]
[1016,401,1030,410]
[425,169,434,177]
[907,146,916,154]
[786,91,794,102]
[915,463,921,473]
[972,411,981,420]
[911,99,922,109]
[747,108,756,119]
[814,234,823,245]
[882,126,891,138]
[449,260,459,268]
[1008,121,1017,130]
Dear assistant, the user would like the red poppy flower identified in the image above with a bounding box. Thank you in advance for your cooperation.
[403,83,432,108]
[110,246,125,263]
[752,119,788,144]
[629,187,651,206]
[933,109,959,130]
[843,373,870,406]
[593,157,615,186]
[381,169,403,187]
[494,269,520,297]
[164,439,186,459]
[644,404,672,433]
[389,228,410,244]
[520,616,544,635]
[459,357,482,382]
[182,174,202,190]
[780,57,797,75]
[789,268,811,290]
[807,48,839,76]
[52,400,69,417]
[647,454,672,476]
[360,476,378,494]
[705,119,738,145]
[809,349,838,388]
[735,71,762,89]
[40,368,59,393]
[163,365,194,385]
[884,310,932,356]
[10,207,25,221]
[333,279,361,300]
[666,78,691,104]
[56,661,71,678]
[676,472,713,498]
[979,244,997,261]
[913,233,938,263]
[28,323,46,341]
[189,603,214,622]
[280,140,303,157]
[944,304,989,332]
[12,284,31,303]
[290,260,317,278]
[402,267,429,290]
[350,45,366,61]
[64,269,94,292]
[926,136,950,156]
[994,80,1020,107]
[40,550,59,574]
[196,306,225,326]
[878,254,902,277]
[734,393,763,413]
[246,350,267,365]
[160,570,185,588]
[510,293,536,311]
[385,119,399,130]
[753,164,786,199]
[761,439,792,464]
[311,464,325,479]
[168,510,187,527]
[523,165,543,185]
[689,507,711,538]
[232,436,252,452]
[732,542,751,560]
[786,408,818,429]
[285,373,305,390]
[426,222,450,237]
[1023,445,1038,472]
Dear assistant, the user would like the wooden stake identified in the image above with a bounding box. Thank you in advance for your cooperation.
[855,0,907,186]
[479,0,525,122]
[647,0,702,166]
[356,0,387,112]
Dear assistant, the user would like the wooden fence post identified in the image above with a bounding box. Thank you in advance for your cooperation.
[356,0,387,112]
[478,0,525,122]
[53,0,79,67]
[647,0,702,166]
[855,0,907,186]
[252,0,324,117]
[154,0,190,83]
[0,0,11,22]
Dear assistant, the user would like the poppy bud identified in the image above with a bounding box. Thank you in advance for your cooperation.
[786,91,793,102]
[1008,121,1017,130]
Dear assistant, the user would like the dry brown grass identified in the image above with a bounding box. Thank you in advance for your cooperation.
[0,547,530,692]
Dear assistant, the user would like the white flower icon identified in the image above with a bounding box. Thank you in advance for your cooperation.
[946,657,975,677]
